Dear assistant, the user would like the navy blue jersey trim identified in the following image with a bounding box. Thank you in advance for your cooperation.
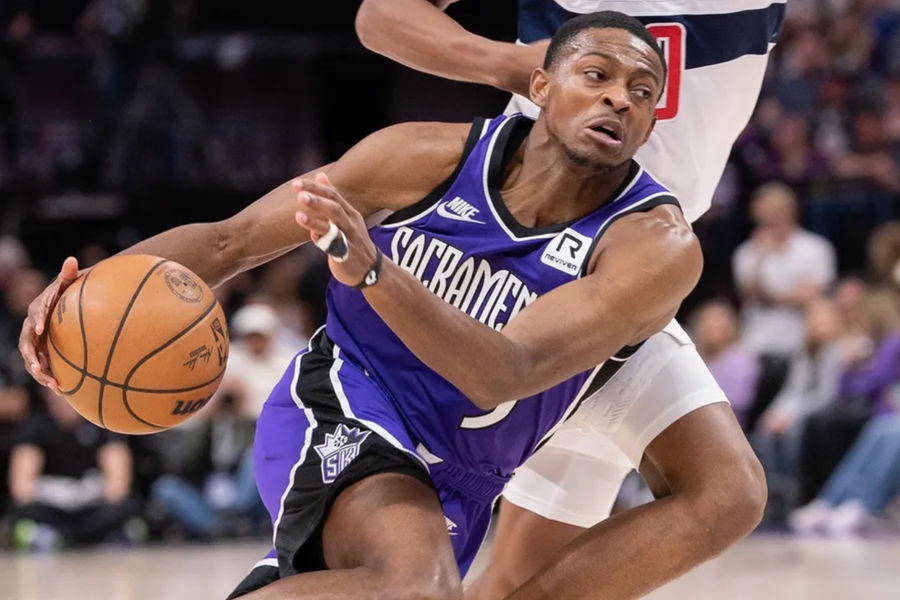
[578,193,680,277]
[381,117,487,226]
[517,0,786,69]
[486,115,641,237]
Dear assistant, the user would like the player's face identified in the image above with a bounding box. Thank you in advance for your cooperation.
[533,28,664,171]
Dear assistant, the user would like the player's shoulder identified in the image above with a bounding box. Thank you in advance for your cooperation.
[328,121,474,214]
[378,121,473,171]
[595,193,699,275]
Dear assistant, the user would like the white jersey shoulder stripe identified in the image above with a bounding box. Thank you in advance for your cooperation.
[552,0,785,17]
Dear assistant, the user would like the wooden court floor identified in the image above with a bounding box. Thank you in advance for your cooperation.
[2,534,899,599]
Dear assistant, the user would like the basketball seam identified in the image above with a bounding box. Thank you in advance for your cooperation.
[120,297,222,429]
[48,337,223,393]
[97,258,168,428]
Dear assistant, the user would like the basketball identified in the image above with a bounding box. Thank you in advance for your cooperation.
[46,254,229,434]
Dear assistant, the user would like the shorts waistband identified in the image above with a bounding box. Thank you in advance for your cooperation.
[428,460,511,502]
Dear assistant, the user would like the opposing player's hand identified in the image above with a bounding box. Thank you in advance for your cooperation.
[19,256,80,393]
[293,173,379,287]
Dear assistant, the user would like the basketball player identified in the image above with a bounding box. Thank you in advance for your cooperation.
[356,1,784,596]
[21,14,764,599]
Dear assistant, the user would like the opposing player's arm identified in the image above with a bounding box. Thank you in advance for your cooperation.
[355,0,548,97]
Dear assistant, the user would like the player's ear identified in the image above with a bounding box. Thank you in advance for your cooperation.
[530,68,551,108]
[642,113,657,145]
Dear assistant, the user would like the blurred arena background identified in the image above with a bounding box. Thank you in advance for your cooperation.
[1,1,899,598]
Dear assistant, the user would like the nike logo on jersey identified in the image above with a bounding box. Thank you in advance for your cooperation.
[436,196,486,224]
[445,516,459,536]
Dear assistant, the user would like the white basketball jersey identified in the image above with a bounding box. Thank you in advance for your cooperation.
[509,0,787,223]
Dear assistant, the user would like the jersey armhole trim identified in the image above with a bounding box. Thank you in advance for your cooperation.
[380,117,488,227]
[578,193,681,278]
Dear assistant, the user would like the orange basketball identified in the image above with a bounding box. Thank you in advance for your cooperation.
[46,254,229,434]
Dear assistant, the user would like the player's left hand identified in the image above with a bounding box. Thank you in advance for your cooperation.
[293,172,379,287]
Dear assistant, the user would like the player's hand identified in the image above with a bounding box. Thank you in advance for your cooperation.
[18,256,80,393]
[497,39,551,97]
[293,172,379,287]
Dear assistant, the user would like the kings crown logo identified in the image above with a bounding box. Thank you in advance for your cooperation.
[314,424,371,483]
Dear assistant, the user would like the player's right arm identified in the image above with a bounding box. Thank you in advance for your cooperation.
[19,121,471,390]
[355,0,548,97]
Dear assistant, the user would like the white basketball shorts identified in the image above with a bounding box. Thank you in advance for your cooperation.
[503,320,730,527]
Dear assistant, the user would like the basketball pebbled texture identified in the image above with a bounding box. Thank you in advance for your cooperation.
[47,254,229,434]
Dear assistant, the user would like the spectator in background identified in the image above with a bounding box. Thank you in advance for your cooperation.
[218,303,295,420]
[150,391,262,539]
[753,298,845,520]
[797,287,900,505]
[791,407,900,538]
[690,300,759,428]
[0,268,45,375]
[733,182,837,423]
[756,113,829,193]
[8,389,140,551]
[0,367,28,508]
[734,182,838,357]
[0,236,29,297]
[838,290,900,416]
[256,253,316,350]
[832,109,900,195]
[868,221,900,294]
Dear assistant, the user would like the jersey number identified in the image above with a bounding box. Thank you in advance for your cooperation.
[647,23,685,121]
[459,400,518,429]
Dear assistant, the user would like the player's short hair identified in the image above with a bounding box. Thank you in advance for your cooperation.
[543,11,667,83]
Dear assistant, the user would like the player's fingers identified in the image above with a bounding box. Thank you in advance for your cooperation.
[298,191,347,225]
[36,351,60,394]
[34,283,60,336]
[18,320,41,377]
[314,172,355,213]
[292,178,342,204]
[58,256,79,286]
[295,207,332,235]
[32,286,57,336]
[293,175,357,216]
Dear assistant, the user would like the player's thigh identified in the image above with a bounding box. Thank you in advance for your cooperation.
[590,321,732,470]
[502,321,728,528]
[322,472,461,585]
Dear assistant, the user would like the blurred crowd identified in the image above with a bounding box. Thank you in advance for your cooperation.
[0,238,329,551]
[0,0,899,551]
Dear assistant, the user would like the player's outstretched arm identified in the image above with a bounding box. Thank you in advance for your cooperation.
[19,121,470,391]
[295,178,702,409]
[355,0,548,97]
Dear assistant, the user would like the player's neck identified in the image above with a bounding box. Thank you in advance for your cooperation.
[499,128,633,228]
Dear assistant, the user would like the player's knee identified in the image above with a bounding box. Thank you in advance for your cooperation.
[380,562,463,600]
[466,563,520,600]
[692,450,766,546]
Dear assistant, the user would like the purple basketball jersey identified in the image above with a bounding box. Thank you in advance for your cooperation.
[326,114,678,478]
